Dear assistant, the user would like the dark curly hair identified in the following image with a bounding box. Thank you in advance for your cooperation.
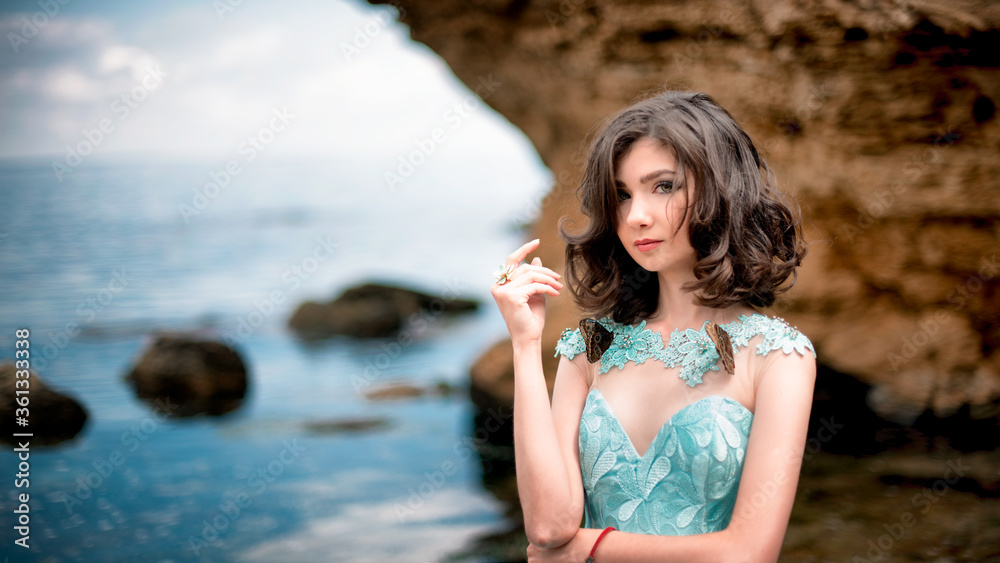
[561,91,807,324]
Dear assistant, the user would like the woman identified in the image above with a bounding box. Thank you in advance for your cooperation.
[491,91,816,562]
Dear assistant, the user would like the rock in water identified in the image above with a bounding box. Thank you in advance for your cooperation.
[469,339,518,412]
[125,335,248,417]
[0,363,88,447]
[288,282,478,339]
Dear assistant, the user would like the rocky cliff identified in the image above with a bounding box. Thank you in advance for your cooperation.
[370,0,1000,429]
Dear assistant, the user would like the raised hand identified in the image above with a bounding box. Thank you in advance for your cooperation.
[490,239,563,347]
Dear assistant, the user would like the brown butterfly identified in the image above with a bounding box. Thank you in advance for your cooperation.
[579,319,613,364]
[705,322,735,375]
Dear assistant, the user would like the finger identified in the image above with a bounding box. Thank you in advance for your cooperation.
[505,238,541,266]
[510,270,563,289]
[491,272,561,303]
[515,264,561,279]
[531,256,541,266]
[522,282,560,297]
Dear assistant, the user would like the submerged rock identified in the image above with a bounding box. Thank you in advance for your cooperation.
[125,334,248,417]
[0,363,88,447]
[288,282,478,339]
[302,416,391,434]
[361,380,458,401]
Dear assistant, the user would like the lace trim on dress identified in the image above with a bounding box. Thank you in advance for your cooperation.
[555,313,816,386]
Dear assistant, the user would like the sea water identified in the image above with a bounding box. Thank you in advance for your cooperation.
[0,153,550,562]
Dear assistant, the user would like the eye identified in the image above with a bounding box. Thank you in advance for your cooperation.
[654,181,675,193]
[616,189,631,202]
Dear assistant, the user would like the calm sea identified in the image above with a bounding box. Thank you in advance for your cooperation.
[0,152,549,562]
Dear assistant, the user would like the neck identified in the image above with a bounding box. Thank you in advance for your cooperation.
[647,267,746,329]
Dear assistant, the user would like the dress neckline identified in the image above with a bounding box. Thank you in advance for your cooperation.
[556,312,816,386]
[586,388,753,459]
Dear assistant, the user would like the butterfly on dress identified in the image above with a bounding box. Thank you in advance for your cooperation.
[705,321,735,374]
[579,318,613,364]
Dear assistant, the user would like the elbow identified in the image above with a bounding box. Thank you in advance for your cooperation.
[525,506,581,549]
[525,523,578,550]
[717,527,782,563]
[523,493,584,548]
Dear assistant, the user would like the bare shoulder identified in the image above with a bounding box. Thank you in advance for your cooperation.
[735,314,816,395]
[759,347,816,389]
[556,346,595,388]
[553,323,597,388]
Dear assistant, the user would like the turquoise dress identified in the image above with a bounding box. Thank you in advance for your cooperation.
[554,313,815,536]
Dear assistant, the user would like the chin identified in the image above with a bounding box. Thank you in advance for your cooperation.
[631,256,667,274]
[635,255,693,276]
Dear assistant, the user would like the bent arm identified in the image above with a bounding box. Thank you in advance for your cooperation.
[515,350,590,548]
[538,351,817,562]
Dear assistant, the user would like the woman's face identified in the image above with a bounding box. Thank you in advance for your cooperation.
[613,137,697,277]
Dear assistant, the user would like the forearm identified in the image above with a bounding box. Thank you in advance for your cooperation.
[513,340,581,547]
[592,528,761,563]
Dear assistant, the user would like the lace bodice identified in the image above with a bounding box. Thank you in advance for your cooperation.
[555,313,815,535]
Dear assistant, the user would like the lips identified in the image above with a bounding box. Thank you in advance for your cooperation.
[635,239,662,252]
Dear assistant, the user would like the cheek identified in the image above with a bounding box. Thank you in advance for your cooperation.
[615,221,629,249]
[657,203,677,234]
[614,206,628,235]
[666,197,690,232]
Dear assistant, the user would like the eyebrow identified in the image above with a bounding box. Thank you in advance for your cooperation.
[614,168,676,187]
[639,169,676,184]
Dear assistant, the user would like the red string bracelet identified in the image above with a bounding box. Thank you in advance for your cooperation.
[585,526,615,563]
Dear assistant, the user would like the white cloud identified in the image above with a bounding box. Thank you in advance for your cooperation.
[97,45,160,80]
[42,66,104,102]
[209,27,284,70]
[0,1,535,162]
[43,17,114,46]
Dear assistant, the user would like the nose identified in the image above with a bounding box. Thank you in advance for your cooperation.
[625,193,651,229]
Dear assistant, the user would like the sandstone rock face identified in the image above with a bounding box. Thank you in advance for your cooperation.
[289,282,479,339]
[125,335,248,417]
[372,0,1000,425]
[0,363,88,447]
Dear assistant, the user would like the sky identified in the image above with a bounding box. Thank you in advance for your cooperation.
[0,0,539,163]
